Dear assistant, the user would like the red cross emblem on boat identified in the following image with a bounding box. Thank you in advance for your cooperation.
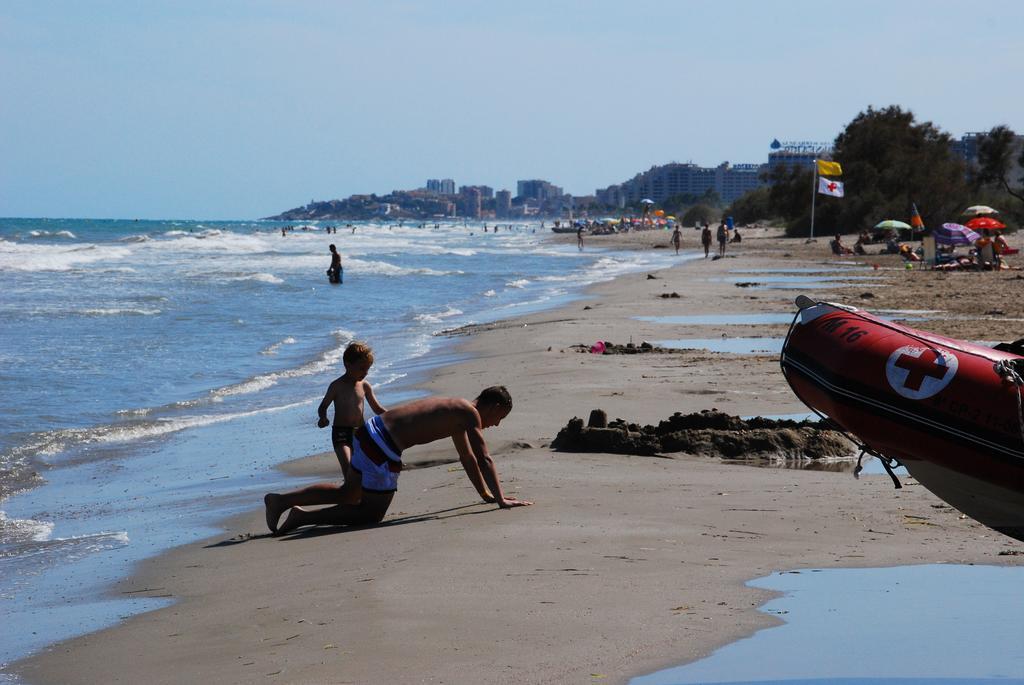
[885,345,958,400]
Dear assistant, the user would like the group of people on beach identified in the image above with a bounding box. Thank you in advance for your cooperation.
[265,342,530,536]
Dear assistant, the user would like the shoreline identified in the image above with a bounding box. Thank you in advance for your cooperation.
[14,228,1024,685]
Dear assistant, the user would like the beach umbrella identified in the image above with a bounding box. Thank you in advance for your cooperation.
[962,205,999,217]
[934,223,981,246]
[874,219,911,230]
[964,216,1006,231]
[640,199,655,205]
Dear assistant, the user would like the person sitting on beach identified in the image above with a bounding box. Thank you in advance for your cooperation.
[318,342,387,479]
[898,243,921,262]
[327,244,343,283]
[729,229,742,244]
[830,233,853,255]
[265,386,530,535]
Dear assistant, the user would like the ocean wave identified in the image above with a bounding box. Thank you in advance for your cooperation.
[79,308,161,317]
[227,273,284,285]
[506,279,530,288]
[0,242,131,272]
[211,329,354,398]
[0,529,129,563]
[413,306,463,324]
[260,336,297,355]
[27,230,77,239]
[483,289,497,297]
[346,258,458,277]
[8,400,311,463]
[118,234,150,243]
[0,511,55,545]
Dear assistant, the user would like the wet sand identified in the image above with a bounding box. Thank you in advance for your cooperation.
[15,227,1024,685]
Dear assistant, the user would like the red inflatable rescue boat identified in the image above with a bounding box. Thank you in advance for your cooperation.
[781,295,1024,541]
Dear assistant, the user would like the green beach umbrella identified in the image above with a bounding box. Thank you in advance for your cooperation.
[874,219,912,230]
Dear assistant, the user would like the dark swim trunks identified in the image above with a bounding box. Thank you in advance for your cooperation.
[332,424,355,452]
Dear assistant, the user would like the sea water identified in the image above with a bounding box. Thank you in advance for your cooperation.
[0,218,679,667]
[631,564,1024,684]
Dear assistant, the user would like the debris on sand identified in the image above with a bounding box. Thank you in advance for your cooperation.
[570,341,670,355]
[552,409,851,459]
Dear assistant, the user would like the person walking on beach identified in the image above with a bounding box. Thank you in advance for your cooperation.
[327,244,343,284]
[671,226,682,255]
[701,224,713,258]
[265,386,530,535]
[318,342,387,479]
[577,224,585,251]
[716,221,728,257]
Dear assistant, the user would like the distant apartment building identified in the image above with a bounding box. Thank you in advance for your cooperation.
[516,179,563,202]
[459,186,482,219]
[426,178,456,195]
[495,189,512,218]
[596,161,764,206]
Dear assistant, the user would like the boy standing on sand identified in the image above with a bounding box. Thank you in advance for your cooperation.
[265,386,530,535]
[318,342,387,479]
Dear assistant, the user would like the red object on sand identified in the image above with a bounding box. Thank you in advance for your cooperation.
[781,298,1024,541]
[590,341,606,354]
[965,216,1007,231]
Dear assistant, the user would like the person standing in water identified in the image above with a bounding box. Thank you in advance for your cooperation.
[327,244,343,284]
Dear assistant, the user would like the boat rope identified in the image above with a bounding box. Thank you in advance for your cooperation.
[994,359,1024,449]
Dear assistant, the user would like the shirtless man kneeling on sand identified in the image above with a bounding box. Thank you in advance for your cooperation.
[264,386,531,535]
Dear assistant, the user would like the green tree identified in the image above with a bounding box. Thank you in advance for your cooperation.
[681,204,719,227]
[726,186,771,225]
[771,106,970,236]
[831,105,968,232]
[974,125,1024,205]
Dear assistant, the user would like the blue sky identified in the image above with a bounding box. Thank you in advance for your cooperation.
[2,0,1022,219]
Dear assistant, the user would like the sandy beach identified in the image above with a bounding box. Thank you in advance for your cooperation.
[15,228,1024,685]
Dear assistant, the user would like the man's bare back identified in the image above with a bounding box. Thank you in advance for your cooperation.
[380,396,480,450]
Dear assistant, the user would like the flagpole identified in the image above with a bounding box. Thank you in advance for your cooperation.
[809,160,818,241]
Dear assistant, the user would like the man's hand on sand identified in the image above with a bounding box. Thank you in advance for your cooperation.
[499,497,532,508]
[317,417,330,428]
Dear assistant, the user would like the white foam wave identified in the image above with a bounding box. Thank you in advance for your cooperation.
[212,329,354,398]
[506,279,530,288]
[1,529,130,562]
[414,306,462,324]
[483,289,496,297]
[0,511,55,544]
[27,230,76,239]
[118,234,150,243]
[17,400,311,461]
[260,336,297,355]
[228,273,284,285]
[0,241,131,272]
[347,258,457,277]
[80,308,161,317]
